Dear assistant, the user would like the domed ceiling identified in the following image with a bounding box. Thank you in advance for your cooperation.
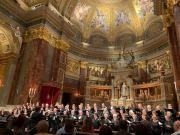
[16,0,164,50]
[70,0,163,48]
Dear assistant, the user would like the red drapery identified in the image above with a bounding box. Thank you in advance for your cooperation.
[40,82,60,105]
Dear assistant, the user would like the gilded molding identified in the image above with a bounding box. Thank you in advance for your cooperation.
[80,61,88,68]
[24,26,70,52]
[163,0,179,28]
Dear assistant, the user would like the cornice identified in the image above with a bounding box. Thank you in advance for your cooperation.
[68,32,169,61]
[24,26,70,52]
[0,53,19,62]
[0,0,27,26]
[0,0,75,38]
[64,74,80,81]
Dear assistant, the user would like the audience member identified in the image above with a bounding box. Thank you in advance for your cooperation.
[35,120,52,135]
[99,125,112,135]
[172,120,180,135]
[56,119,74,135]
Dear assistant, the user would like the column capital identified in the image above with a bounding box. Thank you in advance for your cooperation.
[24,26,70,52]
[80,61,88,68]
[163,0,179,28]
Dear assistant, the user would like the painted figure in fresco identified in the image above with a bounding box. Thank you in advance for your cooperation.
[73,2,91,25]
[138,0,154,17]
[115,10,131,26]
[115,80,121,98]
[91,9,109,32]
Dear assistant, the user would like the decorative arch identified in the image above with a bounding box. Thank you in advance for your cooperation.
[115,33,136,48]
[0,22,20,54]
[89,33,109,48]
[144,21,163,40]
[74,28,83,42]
[115,27,137,48]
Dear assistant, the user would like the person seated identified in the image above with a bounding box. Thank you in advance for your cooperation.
[0,119,13,135]
[99,125,112,135]
[13,110,27,135]
[172,120,180,135]
[176,112,180,121]
[134,122,152,135]
[35,120,52,135]
[56,119,74,135]
[115,120,130,135]
[81,117,94,133]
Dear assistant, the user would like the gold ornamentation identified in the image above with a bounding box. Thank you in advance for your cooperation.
[80,61,88,68]
[66,57,80,77]
[24,26,70,52]
[163,0,179,28]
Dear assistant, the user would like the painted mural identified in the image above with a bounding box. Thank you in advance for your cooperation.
[91,9,109,32]
[115,10,131,26]
[0,32,11,53]
[72,1,91,25]
[135,0,154,18]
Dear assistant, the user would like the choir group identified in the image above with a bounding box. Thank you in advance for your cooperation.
[0,102,180,135]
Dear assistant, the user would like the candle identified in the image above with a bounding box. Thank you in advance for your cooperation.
[29,88,32,95]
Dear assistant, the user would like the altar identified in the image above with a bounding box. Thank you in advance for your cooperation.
[110,67,134,107]
[85,55,134,107]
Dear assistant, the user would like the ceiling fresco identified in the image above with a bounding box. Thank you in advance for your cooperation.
[72,1,91,26]
[16,0,162,48]
[91,9,109,32]
[114,10,131,26]
[70,0,160,45]
[134,0,154,18]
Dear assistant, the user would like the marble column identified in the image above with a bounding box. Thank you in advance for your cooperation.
[111,79,115,99]
[0,56,17,105]
[79,61,88,102]
[173,2,180,109]
[160,76,167,100]
[167,3,180,109]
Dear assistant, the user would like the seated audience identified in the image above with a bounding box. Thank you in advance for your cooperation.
[99,125,112,135]
[56,119,74,135]
[115,120,130,135]
[0,120,13,135]
[13,110,27,135]
[35,120,52,135]
[172,120,180,135]
[81,117,94,133]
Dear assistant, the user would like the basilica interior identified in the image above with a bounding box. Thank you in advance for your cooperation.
[0,0,179,110]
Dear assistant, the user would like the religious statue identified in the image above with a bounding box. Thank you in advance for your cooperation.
[115,45,128,69]
[121,82,128,98]
[129,50,135,65]
[10,24,22,48]
[139,89,144,100]
[115,80,121,98]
